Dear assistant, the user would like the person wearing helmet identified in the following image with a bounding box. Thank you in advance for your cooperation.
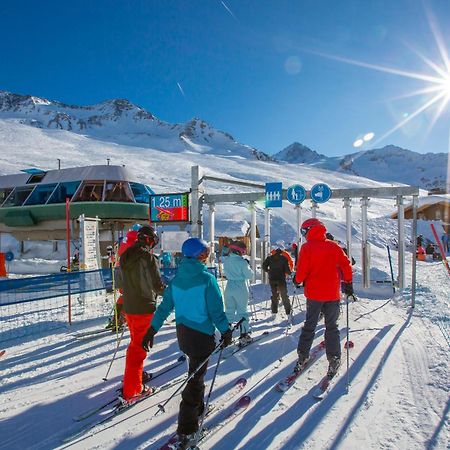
[270,240,294,272]
[141,237,232,449]
[293,218,353,378]
[119,225,165,404]
[222,240,254,346]
[262,240,292,318]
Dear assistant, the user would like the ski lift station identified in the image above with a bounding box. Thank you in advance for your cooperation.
[0,165,155,242]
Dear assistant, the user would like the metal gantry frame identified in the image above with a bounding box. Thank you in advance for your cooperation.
[191,166,420,304]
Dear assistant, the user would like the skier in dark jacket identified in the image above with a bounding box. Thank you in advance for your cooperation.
[119,225,165,403]
[142,238,232,449]
[262,242,292,317]
[294,219,353,378]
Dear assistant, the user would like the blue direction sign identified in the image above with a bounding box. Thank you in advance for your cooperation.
[286,184,306,205]
[265,182,283,208]
[310,183,332,203]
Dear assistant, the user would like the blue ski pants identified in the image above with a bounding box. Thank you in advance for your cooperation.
[224,280,250,334]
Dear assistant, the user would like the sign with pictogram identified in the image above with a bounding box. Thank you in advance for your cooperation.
[310,183,332,203]
[286,184,306,205]
[265,182,283,208]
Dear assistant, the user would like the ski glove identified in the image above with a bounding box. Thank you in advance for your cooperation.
[220,329,233,349]
[142,326,157,351]
[342,282,354,296]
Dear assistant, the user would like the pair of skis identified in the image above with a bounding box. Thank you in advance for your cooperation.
[275,340,352,400]
[71,327,125,340]
[73,354,187,422]
[158,377,250,449]
[274,340,326,393]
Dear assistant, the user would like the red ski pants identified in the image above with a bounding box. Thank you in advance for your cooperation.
[123,313,154,400]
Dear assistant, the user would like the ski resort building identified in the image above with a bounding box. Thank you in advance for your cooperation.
[0,165,154,241]
[391,194,450,232]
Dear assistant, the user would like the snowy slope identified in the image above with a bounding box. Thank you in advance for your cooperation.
[0,259,448,450]
[274,143,449,191]
[0,91,272,161]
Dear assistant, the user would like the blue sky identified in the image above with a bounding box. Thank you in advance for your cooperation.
[1,0,449,156]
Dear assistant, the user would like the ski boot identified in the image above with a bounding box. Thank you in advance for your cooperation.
[117,385,153,408]
[168,432,199,450]
[238,333,253,347]
[327,356,341,378]
[142,370,153,384]
[294,353,309,373]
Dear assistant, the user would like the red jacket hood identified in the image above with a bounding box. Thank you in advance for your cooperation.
[305,223,327,242]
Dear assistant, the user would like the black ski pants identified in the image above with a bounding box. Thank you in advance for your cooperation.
[297,299,341,361]
[177,354,209,435]
[269,279,292,315]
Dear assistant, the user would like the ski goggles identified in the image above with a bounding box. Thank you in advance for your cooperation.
[301,226,313,237]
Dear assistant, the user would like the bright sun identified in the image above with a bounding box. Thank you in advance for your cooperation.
[307,5,450,146]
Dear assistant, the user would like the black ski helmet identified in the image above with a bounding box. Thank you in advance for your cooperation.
[137,225,159,248]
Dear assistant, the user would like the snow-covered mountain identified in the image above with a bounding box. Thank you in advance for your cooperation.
[272,142,326,164]
[0,90,272,161]
[274,142,448,191]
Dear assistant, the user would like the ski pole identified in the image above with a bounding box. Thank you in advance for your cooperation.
[102,326,126,381]
[155,318,244,416]
[249,284,258,321]
[386,245,396,294]
[345,293,356,393]
[278,312,293,362]
[195,345,225,444]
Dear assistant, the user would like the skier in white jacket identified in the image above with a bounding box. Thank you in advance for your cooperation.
[222,240,254,346]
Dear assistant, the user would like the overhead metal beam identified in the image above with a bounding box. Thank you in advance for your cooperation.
[204,185,419,204]
[202,175,266,189]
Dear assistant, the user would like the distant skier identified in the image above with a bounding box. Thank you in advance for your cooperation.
[222,240,254,346]
[142,238,232,449]
[119,225,165,404]
[425,242,435,255]
[270,240,294,272]
[262,241,292,318]
[417,234,424,248]
[294,219,353,378]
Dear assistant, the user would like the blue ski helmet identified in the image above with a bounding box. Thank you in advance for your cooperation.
[131,223,142,231]
[181,238,209,258]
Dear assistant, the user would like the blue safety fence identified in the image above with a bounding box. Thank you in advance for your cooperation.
[0,269,112,307]
[0,265,218,342]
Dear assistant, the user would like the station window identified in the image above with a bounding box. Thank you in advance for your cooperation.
[24,184,57,205]
[2,187,34,207]
[73,182,104,202]
[104,181,133,202]
[47,181,81,204]
[0,188,13,206]
[26,172,46,184]
[130,182,150,203]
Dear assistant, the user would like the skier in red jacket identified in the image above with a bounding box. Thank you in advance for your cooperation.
[294,218,353,377]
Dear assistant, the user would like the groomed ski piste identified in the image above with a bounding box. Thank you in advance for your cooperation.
[0,120,449,449]
[1,250,449,449]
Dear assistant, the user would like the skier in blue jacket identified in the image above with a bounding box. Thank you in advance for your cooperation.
[222,240,254,346]
[142,238,232,449]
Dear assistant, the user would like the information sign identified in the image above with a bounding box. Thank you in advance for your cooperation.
[310,183,332,203]
[286,184,306,205]
[150,193,190,222]
[265,182,283,208]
